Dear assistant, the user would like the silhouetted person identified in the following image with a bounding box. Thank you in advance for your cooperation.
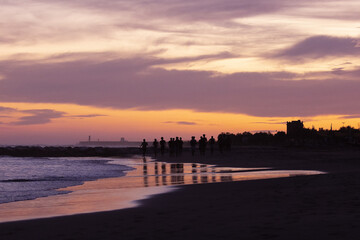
[199,134,207,156]
[225,135,232,151]
[190,136,197,156]
[209,136,215,155]
[179,137,183,156]
[153,139,158,156]
[203,134,207,146]
[160,137,166,156]
[218,135,224,153]
[168,138,171,156]
[140,139,148,156]
[175,137,180,156]
[199,136,204,156]
[169,138,175,156]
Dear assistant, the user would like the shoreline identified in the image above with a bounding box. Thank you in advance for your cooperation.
[0,154,323,223]
[1,147,360,239]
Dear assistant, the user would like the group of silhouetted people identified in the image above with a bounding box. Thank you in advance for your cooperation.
[141,137,183,157]
[217,134,232,153]
[168,137,184,156]
[190,134,216,156]
[140,134,229,157]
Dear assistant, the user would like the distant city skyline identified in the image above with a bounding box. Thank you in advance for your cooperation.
[0,0,360,145]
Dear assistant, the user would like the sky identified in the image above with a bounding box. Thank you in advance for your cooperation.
[0,0,360,145]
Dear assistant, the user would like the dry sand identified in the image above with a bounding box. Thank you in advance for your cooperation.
[1,146,360,239]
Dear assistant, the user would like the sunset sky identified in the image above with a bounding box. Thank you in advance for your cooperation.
[1,0,360,145]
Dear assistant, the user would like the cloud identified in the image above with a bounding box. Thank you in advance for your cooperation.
[339,115,360,119]
[70,114,107,118]
[4,0,355,48]
[0,55,360,118]
[0,106,108,125]
[12,109,65,125]
[163,121,198,125]
[44,0,285,23]
[0,106,17,112]
[45,0,359,23]
[249,130,278,134]
[274,36,360,61]
[252,121,286,125]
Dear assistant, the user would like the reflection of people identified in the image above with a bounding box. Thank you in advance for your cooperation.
[192,163,197,173]
[153,139,159,156]
[155,163,159,186]
[154,162,158,174]
[201,176,208,183]
[190,136,197,156]
[140,139,148,156]
[143,157,148,187]
[160,137,166,156]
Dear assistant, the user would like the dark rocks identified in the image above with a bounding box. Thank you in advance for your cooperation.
[0,146,139,157]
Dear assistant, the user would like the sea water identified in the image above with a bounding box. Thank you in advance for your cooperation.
[0,156,133,204]
[0,156,325,223]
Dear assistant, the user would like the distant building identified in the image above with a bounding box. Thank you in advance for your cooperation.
[78,136,134,147]
[287,120,304,138]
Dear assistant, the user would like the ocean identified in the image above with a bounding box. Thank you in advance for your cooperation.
[0,156,325,223]
[0,156,133,204]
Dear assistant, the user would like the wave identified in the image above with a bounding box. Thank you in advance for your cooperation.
[0,156,134,204]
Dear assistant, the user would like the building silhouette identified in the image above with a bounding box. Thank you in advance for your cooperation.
[286,120,304,138]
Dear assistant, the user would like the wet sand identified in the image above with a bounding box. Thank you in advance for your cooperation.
[0,156,322,223]
[1,146,360,239]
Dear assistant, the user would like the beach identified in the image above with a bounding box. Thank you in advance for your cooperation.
[1,146,360,239]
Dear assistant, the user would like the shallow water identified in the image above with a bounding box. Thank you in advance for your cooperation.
[0,157,133,204]
[104,157,322,188]
[0,156,324,223]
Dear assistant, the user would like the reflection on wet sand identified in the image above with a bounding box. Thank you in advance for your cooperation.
[57,157,324,192]
[0,157,325,223]
[138,161,235,187]
[90,157,323,189]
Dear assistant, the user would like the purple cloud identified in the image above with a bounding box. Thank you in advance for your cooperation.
[0,106,17,112]
[0,106,108,125]
[250,130,277,133]
[163,121,197,125]
[0,55,360,117]
[339,115,360,119]
[2,0,359,49]
[48,0,284,22]
[252,121,286,125]
[274,36,360,61]
[70,114,107,118]
[49,0,358,23]
[12,109,65,125]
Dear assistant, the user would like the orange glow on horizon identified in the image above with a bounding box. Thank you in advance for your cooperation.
[1,102,359,145]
